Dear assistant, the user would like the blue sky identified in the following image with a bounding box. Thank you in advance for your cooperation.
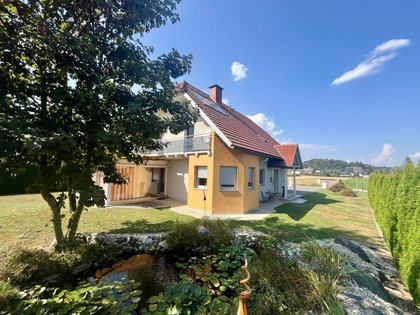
[143,0,420,166]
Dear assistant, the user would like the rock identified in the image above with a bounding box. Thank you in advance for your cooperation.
[350,271,394,303]
[142,237,154,246]
[196,225,211,235]
[71,260,92,276]
[158,240,168,249]
[334,237,371,263]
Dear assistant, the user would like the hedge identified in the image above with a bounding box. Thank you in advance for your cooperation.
[0,167,38,195]
[368,166,420,306]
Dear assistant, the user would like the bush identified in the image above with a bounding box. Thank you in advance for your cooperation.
[165,219,234,255]
[368,166,420,306]
[301,241,346,313]
[0,249,69,287]
[0,242,120,288]
[341,188,357,197]
[249,248,318,314]
[329,180,345,193]
[0,280,20,312]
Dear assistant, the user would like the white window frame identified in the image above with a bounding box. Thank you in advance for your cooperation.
[195,166,208,190]
[259,169,265,186]
[220,166,237,191]
[248,167,255,190]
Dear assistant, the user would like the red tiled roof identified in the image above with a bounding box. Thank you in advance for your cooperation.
[275,144,299,168]
[177,81,301,164]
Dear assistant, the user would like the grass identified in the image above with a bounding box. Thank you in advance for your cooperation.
[231,190,383,246]
[344,177,369,190]
[0,189,383,263]
[0,193,195,261]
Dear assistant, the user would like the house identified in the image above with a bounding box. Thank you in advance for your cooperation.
[346,166,363,176]
[94,82,303,214]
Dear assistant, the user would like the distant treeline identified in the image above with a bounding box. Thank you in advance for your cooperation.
[368,165,420,305]
[303,158,392,174]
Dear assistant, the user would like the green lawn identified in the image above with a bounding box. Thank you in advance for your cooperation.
[0,194,195,261]
[344,177,369,190]
[232,190,382,246]
[0,190,383,261]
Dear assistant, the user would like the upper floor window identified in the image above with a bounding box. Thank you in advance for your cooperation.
[220,166,237,191]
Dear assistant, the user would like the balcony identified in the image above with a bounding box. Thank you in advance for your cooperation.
[146,133,211,156]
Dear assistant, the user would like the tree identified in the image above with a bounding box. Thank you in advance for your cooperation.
[0,0,196,247]
[402,156,414,168]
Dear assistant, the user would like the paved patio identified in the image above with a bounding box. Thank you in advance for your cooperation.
[108,186,321,221]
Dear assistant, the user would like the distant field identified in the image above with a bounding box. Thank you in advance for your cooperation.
[289,175,343,186]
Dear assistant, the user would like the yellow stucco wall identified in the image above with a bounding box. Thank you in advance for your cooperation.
[210,134,259,213]
[187,133,259,213]
[187,149,214,211]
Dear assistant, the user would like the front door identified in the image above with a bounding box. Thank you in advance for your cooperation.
[159,168,165,194]
[273,169,279,193]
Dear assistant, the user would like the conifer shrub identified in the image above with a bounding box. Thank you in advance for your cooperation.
[368,166,420,306]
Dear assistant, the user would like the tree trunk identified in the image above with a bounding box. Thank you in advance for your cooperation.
[41,189,65,247]
[66,193,85,240]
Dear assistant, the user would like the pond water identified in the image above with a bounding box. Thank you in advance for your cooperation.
[95,254,178,309]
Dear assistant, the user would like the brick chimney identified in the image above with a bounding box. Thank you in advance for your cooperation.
[209,84,223,104]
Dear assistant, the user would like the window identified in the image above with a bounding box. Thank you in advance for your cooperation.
[195,166,207,189]
[259,169,265,186]
[220,166,237,191]
[152,168,160,182]
[248,167,255,190]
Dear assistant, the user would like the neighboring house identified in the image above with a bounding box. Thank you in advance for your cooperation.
[346,166,363,176]
[94,82,303,214]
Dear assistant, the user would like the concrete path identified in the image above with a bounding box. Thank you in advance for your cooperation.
[170,195,309,221]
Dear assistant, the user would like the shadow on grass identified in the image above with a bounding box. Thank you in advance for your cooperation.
[275,192,341,221]
[229,216,374,245]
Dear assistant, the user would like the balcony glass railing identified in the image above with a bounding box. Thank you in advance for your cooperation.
[146,133,211,155]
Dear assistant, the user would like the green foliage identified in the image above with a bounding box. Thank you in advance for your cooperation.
[165,219,234,255]
[143,281,211,315]
[301,241,346,312]
[13,277,141,314]
[0,280,20,312]
[0,166,37,195]
[0,249,69,287]
[368,165,420,306]
[0,0,196,246]
[329,180,345,192]
[175,245,256,297]
[341,188,357,197]
[0,242,120,287]
[249,248,318,314]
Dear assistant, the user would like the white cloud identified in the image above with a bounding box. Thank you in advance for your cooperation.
[231,61,249,81]
[246,112,284,140]
[332,39,411,86]
[409,152,420,162]
[372,143,395,165]
[222,98,229,105]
